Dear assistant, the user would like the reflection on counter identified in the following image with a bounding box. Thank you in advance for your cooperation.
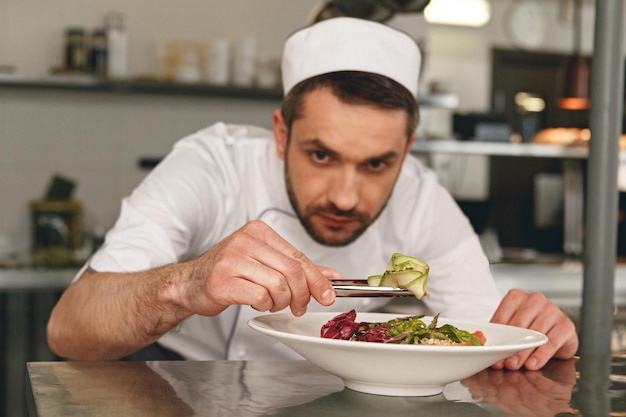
[25,356,626,417]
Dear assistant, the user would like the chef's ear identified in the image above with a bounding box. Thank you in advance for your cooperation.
[404,131,416,158]
[273,109,288,160]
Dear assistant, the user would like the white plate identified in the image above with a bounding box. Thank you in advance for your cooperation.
[248,312,548,397]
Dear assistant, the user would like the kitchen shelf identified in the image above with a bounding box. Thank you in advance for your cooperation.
[0,74,284,100]
[0,74,458,107]
[411,139,591,159]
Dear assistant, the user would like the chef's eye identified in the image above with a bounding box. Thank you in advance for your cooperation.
[367,159,387,171]
[312,151,329,163]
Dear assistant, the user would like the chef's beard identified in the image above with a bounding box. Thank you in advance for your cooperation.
[284,163,388,247]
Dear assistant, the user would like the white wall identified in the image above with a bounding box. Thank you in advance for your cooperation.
[0,88,282,254]
[0,0,606,255]
[0,1,598,98]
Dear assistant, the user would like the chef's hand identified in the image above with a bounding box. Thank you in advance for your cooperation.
[489,289,579,370]
[178,220,338,318]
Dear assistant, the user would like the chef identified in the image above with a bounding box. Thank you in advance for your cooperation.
[47,17,578,370]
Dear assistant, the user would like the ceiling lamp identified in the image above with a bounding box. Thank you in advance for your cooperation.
[559,55,590,110]
[423,0,491,27]
[558,0,590,110]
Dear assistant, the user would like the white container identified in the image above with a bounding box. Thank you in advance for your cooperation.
[232,35,256,87]
[206,37,231,86]
[174,42,200,83]
[255,58,280,89]
[105,12,128,79]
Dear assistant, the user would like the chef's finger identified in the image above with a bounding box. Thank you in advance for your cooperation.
[498,318,578,371]
[243,266,295,313]
[259,248,333,314]
[502,305,557,370]
[489,290,547,370]
[210,273,279,314]
[522,321,578,371]
[317,265,343,279]
[284,250,336,311]
[502,347,537,371]
[491,289,544,328]
[246,221,335,312]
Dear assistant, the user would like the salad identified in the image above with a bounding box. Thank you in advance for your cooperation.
[320,310,487,346]
[332,253,485,345]
[367,253,430,299]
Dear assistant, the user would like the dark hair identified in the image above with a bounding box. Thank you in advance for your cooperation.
[281,71,419,139]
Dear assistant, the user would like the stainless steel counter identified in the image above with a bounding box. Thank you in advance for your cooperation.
[13,262,626,417]
[26,356,625,416]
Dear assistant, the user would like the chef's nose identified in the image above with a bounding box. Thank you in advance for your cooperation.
[328,169,359,211]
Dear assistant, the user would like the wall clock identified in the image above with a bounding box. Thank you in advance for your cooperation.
[505,0,548,49]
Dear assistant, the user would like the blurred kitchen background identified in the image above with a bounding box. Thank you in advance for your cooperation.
[1,0,624,415]
[0,0,601,262]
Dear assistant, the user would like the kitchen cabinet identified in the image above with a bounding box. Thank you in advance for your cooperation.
[0,269,75,417]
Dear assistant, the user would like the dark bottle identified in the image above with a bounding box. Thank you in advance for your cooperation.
[89,29,108,77]
[65,28,88,72]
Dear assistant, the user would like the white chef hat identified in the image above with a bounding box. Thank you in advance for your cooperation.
[281,17,421,97]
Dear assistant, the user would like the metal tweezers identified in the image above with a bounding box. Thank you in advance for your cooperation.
[330,279,413,297]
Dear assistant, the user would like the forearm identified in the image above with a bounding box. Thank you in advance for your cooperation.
[46,220,340,360]
[47,264,193,360]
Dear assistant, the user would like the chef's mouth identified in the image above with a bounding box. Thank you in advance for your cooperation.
[315,212,360,228]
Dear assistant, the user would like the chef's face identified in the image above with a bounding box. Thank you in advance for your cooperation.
[274,87,415,246]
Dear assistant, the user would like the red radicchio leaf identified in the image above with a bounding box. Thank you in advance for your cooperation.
[321,309,362,340]
[355,323,394,343]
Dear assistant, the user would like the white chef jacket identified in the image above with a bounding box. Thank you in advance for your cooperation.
[85,122,502,360]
